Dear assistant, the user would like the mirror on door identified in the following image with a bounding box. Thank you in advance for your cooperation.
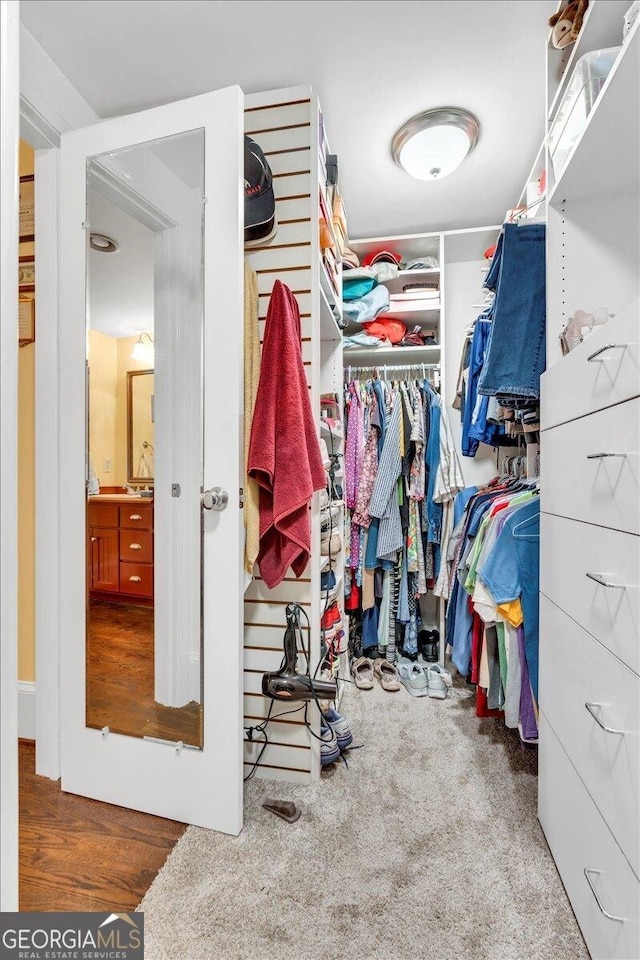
[85,129,205,748]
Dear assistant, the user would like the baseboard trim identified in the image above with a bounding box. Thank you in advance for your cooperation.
[18,681,36,740]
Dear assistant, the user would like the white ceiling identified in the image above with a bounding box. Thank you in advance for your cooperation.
[88,193,154,338]
[21,0,556,237]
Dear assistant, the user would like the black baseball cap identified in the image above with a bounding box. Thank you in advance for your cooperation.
[244,135,277,246]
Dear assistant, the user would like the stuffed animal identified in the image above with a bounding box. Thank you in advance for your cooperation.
[548,0,589,49]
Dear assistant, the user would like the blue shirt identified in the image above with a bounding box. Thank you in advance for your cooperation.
[477,498,540,701]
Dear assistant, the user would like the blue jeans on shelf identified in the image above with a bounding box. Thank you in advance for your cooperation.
[477,223,546,399]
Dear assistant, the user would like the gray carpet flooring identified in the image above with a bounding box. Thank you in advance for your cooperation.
[139,677,588,960]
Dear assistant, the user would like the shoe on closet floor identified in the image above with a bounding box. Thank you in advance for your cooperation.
[418,628,440,663]
[397,657,429,697]
[426,664,451,700]
[373,658,401,692]
[323,707,353,751]
[350,656,374,690]
[320,720,341,766]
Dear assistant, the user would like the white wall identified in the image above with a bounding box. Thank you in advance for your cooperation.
[443,258,497,489]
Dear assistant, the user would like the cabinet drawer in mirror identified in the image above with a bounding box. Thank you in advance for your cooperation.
[120,504,153,530]
[119,562,153,598]
[119,531,153,563]
[87,503,119,527]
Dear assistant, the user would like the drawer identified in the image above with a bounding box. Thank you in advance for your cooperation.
[119,530,153,564]
[541,514,640,675]
[542,299,639,430]
[120,503,153,530]
[119,562,153,598]
[542,398,640,534]
[539,714,640,960]
[87,502,119,528]
[540,595,639,876]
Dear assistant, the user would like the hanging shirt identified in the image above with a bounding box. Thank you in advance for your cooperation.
[477,498,540,702]
[368,394,403,559]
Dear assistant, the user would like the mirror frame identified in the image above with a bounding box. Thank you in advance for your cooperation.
[127,369,155,484]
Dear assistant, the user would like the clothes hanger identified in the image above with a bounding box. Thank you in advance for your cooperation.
[512,512,540,540]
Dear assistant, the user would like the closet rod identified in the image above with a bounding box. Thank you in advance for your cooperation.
[345,362,440,381]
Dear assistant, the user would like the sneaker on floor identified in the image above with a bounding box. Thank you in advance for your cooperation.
[323,708,353,751]
[397,657,429,697]
[320,720,341,766]
[426,663,450,700]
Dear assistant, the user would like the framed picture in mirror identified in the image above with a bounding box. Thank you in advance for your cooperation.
[20,175,35,242]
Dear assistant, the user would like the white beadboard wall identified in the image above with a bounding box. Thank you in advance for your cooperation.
[243,86,321,784]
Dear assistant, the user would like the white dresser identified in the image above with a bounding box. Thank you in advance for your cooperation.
[539,301,640,959]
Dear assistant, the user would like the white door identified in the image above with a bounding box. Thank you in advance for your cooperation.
[59,86,245,833]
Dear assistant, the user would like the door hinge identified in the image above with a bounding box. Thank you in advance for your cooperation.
[240,487,245,509]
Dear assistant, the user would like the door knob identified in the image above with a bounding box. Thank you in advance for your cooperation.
[202,487,229,511]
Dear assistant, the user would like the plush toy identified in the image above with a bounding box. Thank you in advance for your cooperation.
[548,0,589,49]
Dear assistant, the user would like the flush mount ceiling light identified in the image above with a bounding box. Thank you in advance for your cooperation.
[391,107,480,181]
[90,233,119,253]
[131,332,154,363]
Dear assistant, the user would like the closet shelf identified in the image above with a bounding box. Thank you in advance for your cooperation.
[548,22,639,205]
[547,0,631,124]
[343,307,440,340]
[385,301,441,319]
[343,343,441,366]
[380,268,440,295]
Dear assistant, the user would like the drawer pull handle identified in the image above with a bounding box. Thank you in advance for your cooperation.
[585,572,625,590]
[129,543,142,550]
[586,452,626,459]
[130,514,143,520]
[584,701,625,736]
[129,576,142,582]
[586,343,626,362]
[90,536,98,542]
[584,869,625,923]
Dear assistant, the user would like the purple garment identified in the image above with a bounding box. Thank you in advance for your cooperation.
[517,625,538,741]
[345,383,364,509]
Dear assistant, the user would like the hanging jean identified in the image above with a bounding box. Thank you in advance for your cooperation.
[484,230,504,291]
[477,223,546,399]
[362,604,379,651]
[464,317,502,455]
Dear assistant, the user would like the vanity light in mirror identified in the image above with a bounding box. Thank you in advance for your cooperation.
[391,107,480,181]
[131,332,154,363]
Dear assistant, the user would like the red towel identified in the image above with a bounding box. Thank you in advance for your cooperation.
[248,280,326,588]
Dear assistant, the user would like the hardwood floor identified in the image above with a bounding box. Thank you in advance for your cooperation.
[87,599,202,747]
[19,740,186,912]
